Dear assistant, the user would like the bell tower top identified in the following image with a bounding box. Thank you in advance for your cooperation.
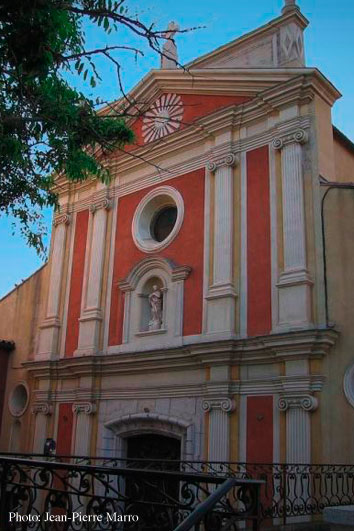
[282,0,300,15]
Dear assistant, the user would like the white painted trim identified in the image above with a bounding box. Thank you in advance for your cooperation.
[60,213,76,358]
[103,198,118,353]
[132,186,184,253]
[269,144,279,332]
[61,116,312,216]
[273,393,280,463]
[8,382,30,417]
[240,151,248,338]
[202,169,211,333]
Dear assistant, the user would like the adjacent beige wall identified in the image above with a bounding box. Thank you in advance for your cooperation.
[0,264,49,451]
[320,186,354,462]
[333,134,354,182]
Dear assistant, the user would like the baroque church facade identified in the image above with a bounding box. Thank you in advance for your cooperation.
[1,0,354,466]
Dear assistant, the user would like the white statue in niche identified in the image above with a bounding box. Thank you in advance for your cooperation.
[148,285,163,330]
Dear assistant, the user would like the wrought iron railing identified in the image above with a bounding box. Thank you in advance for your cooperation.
[2,454,354,525]
[0,456,262,530]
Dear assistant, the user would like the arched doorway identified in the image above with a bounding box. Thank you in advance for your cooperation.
[126,433,181,464]
[104,412,195,461]
[125,434,181,529]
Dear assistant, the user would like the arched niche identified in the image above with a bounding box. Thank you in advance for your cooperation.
[118,257,191,345]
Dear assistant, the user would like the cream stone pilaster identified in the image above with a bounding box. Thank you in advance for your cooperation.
[205,152,238,334]
[273,129,312,330]
[202,397,235,461]
[75,198,111,356]
[32,403,53,453]
[278,394,317,463]
[72,402,96,456]
[37,214,71,360]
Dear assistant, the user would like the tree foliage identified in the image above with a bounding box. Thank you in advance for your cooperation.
[0,0,181,253]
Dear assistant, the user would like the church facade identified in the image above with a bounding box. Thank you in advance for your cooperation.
[1,0,354,467]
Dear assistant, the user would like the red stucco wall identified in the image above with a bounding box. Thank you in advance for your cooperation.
[109,169,205,345]
[247,146,272,336]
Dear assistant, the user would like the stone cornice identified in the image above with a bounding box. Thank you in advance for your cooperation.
[185,10,309,69]
[23,328,338,379]
[53,68,340,198]
[31,372,326,402]
[55,114,311,216]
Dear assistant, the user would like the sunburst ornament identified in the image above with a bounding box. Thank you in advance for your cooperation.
[142,94,184,143]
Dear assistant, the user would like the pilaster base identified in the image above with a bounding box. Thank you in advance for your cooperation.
[74,312,102,357]
[36,319,61,360]
[205,286,237,334]
[277,270,313,330]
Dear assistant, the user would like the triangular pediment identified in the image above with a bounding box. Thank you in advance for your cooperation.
[186,10,308,70]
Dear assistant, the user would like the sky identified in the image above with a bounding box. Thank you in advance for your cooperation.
[1,0,354,298]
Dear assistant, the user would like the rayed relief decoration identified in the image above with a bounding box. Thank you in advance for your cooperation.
[142,93,183,143]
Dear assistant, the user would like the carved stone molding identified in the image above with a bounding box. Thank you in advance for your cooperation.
[202,397,235,413]
[207,152,239,172]
[118,257,191,293]
[31,403,53,416]
[272,129,308,150]
[278,394,318,412]
[53,213,71,227]
[89,198,112,214]
[72,402,96,415]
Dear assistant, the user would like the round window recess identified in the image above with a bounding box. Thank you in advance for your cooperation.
[132,186,184,253]
[344,364,354,408]
[9,383,29,417]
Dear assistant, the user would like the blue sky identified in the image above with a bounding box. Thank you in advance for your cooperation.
[1,0,354,298]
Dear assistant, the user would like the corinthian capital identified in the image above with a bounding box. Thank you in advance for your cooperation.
[202,397,235,413]
[31,403,53,416]
[207,152,239,172]
[272,129,308,150]
[53,213,71,227]
[72,402,96,415]
[278,394,318,412]
[90,197,112,214]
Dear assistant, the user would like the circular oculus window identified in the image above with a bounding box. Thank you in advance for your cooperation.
[344,364,354,408]
[132,186,184,253]
[9,383,29,417]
